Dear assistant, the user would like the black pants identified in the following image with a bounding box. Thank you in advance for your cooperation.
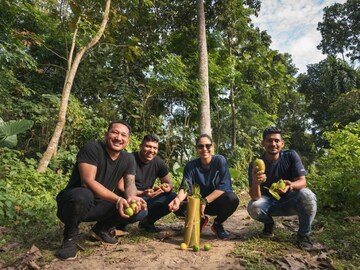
[177,191,239,224]
[143,191,177,223]
[56,187,147,239]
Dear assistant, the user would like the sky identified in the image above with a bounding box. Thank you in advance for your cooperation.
[251,0,347,74]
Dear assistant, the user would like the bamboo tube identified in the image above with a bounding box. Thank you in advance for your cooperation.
[184,196,200,247]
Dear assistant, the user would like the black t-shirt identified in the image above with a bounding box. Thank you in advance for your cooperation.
[133,152,169,190]
[248,149,307,197]
[65,141,136,192]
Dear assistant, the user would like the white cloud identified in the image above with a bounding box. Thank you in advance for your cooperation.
[251,0,347,74]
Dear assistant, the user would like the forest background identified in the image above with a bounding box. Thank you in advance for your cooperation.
[0,0,359,268]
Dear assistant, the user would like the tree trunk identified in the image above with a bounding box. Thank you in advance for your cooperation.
[37,0,112,172]
[197,0,211,136]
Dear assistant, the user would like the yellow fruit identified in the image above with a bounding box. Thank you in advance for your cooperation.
[192,245,200,252]
[124,207,134,216]
[254,158,265,172]
[130,202,137,211]
[180,242,187,250]
[203,243,211,251]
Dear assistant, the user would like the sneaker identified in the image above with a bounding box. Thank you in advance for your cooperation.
[211,222,230,240]
[297,234,313,251]
[261,222,274,238]
[55,238,78,260]
[138,220,161,233]
[200,216,209,232]
[91,226,118,245]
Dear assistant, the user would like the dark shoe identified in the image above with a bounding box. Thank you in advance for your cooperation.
[138,220,161,233]
[91,226,118,245]
[116,224,127,231]
[297,234,313,251]
[200,216,209,232]
[55,238,78,260]
[261,222,274,238]
[211,222,230,240]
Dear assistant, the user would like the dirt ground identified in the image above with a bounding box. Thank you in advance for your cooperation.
[40,194,328,270]
[44,204,254,270]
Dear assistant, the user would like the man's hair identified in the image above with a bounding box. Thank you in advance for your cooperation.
[141,134,159,144]
[195,134,213,145]
[107,120,132,133]
[262,126,282,140]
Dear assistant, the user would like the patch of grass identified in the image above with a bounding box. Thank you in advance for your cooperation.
[232,210,360,269]
[315,211,360,269]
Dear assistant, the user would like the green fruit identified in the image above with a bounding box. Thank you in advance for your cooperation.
[254,158,265,172]
[277,179,286,190]
[124,207,134,216]
[203,243,211,251]
[269,189,281,200]
[192,245,200,252]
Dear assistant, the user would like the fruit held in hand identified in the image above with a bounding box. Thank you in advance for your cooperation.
[180,242,187,250]
[192,244,200,252]
[124,207,134,216]
[254,158,265,172]
[161,183,169,191]
[130,202,137,211]
[267,179,287,200]
[277,179,286,190]
[203,243,211,251]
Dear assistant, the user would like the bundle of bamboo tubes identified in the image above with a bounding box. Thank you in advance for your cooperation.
[184,184,201,247]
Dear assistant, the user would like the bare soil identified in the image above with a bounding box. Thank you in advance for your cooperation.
[40,200,331,270]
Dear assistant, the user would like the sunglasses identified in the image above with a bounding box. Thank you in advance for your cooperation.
[196,144,212,150]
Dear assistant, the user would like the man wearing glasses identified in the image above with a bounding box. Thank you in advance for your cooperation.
[169,134,239,240]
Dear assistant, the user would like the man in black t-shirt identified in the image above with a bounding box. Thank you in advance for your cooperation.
[118,135,177,232]
[247,127,317,251]
[55,120,147,260]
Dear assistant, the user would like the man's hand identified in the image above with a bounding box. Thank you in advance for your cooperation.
[252,166,267,185]
[160,183,171,193]
[118,196,147,218]
[143,187,164,198]
[168,197,181,212]
[277,180,292,194]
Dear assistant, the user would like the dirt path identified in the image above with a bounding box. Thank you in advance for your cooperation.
[44,206,253,270]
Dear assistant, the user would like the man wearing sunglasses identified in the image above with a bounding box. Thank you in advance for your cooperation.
[117,134,177,232]
[169,134,239,240]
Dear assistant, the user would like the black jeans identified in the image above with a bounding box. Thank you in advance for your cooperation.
[143,191,177,223]
[177,191,239,224]
[56,187,147,239]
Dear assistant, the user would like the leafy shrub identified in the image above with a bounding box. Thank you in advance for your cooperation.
[0,148,69,232]
[312,121,360,213]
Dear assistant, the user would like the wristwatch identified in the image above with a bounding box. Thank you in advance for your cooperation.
[204,197,209,205]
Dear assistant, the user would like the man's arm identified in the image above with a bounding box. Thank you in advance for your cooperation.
[289,176,307,190]
[79,163,120,203]
[118,177,145,196]
[123,174,138,199]
[249,167,266,200]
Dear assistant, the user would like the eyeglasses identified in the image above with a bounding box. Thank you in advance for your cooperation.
[196,144,212,150]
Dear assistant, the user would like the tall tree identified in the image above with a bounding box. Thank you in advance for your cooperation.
[317,0,360,62]
[37,0,111,172]
[297,56,359,149]
[197,0,211,136]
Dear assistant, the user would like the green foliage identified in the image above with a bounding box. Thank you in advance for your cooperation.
[0,148,68,231]
[0,117,34,148]
[312,121,360,213]
[317,0,360,62]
